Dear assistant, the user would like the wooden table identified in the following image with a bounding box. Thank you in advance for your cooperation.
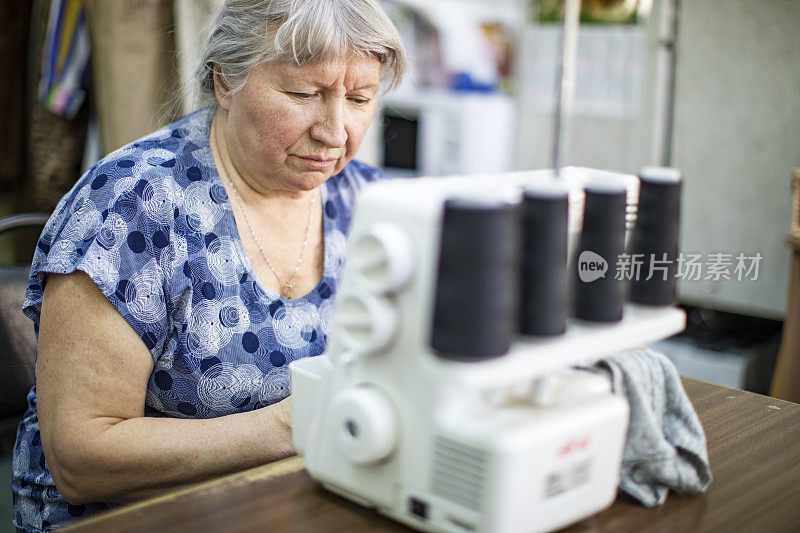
[66,379,800,533]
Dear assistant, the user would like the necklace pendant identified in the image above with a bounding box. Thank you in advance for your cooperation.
[283,282,296,296]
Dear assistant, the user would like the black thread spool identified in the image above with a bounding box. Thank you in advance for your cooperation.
[430,198,521,361]
[574,183,627,322]
[629,167,683,306]
[519,183,569,336]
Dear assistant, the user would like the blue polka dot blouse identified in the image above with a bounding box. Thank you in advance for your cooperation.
[12,107,384,531]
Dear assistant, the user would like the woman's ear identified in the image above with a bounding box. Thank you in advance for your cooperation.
[213,67,232,111]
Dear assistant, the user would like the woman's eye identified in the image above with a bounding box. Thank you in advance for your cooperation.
[349,97,371,105]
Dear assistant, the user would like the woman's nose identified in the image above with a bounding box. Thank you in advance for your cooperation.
[311,99,347,148]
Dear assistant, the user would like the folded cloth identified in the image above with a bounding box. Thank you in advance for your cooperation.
[592,348,712,507]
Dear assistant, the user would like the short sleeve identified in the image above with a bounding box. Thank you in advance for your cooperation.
[24,164,176,362]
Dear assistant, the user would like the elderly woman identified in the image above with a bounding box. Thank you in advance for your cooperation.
[12,0,406,530]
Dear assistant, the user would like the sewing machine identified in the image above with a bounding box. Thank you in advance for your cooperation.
[290,167,686,533]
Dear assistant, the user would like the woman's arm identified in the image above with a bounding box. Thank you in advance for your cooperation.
[36,271,294,506]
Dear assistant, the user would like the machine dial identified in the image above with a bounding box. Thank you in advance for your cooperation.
[350,223,415,295]
[336,288,398,356]
[331,385,398,465]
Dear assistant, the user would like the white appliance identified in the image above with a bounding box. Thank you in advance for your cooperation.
[291,168,685,533]
[380,90,516,178]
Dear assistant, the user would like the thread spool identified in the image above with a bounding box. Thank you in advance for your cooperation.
[629,167,682,306]
[431,198,521,360]
[520,183,569,336]
[574,183,627,322]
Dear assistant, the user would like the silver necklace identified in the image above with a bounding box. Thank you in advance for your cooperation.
[212,123,316,299]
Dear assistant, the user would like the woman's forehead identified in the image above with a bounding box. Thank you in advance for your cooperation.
[254,56,382,88]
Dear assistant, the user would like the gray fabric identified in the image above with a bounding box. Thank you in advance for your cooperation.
[594,348,712,507]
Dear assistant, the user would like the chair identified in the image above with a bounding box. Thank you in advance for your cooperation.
[0,213,49,453]
[771,168,800,403]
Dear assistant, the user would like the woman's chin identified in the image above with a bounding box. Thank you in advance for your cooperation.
[294,162,347,188]
[290,170,336,191]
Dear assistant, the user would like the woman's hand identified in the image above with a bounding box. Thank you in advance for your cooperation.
[36,271,295,505]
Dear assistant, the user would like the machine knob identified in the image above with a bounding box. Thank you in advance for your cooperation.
[336,288,398,356]
[350,223,415,295]
[331,385,398,465]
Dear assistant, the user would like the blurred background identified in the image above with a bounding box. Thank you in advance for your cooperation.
[1,0,799,528]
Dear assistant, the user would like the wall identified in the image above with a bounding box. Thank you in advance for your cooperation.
[516,0,800,319]
[671,0,800,319]
[515,0,661,173]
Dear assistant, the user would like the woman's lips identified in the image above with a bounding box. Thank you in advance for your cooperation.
[297,155,338,170]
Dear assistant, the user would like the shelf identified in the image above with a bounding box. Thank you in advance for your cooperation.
[429,304,686,389]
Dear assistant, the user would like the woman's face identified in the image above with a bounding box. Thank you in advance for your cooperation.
[216,55,382,194]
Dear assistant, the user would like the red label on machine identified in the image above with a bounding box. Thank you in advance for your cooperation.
[558,436,590,457]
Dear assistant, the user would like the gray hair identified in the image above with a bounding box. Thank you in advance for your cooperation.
[196,0,407,106]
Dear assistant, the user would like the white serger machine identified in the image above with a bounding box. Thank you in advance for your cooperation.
[290,167,686,533]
